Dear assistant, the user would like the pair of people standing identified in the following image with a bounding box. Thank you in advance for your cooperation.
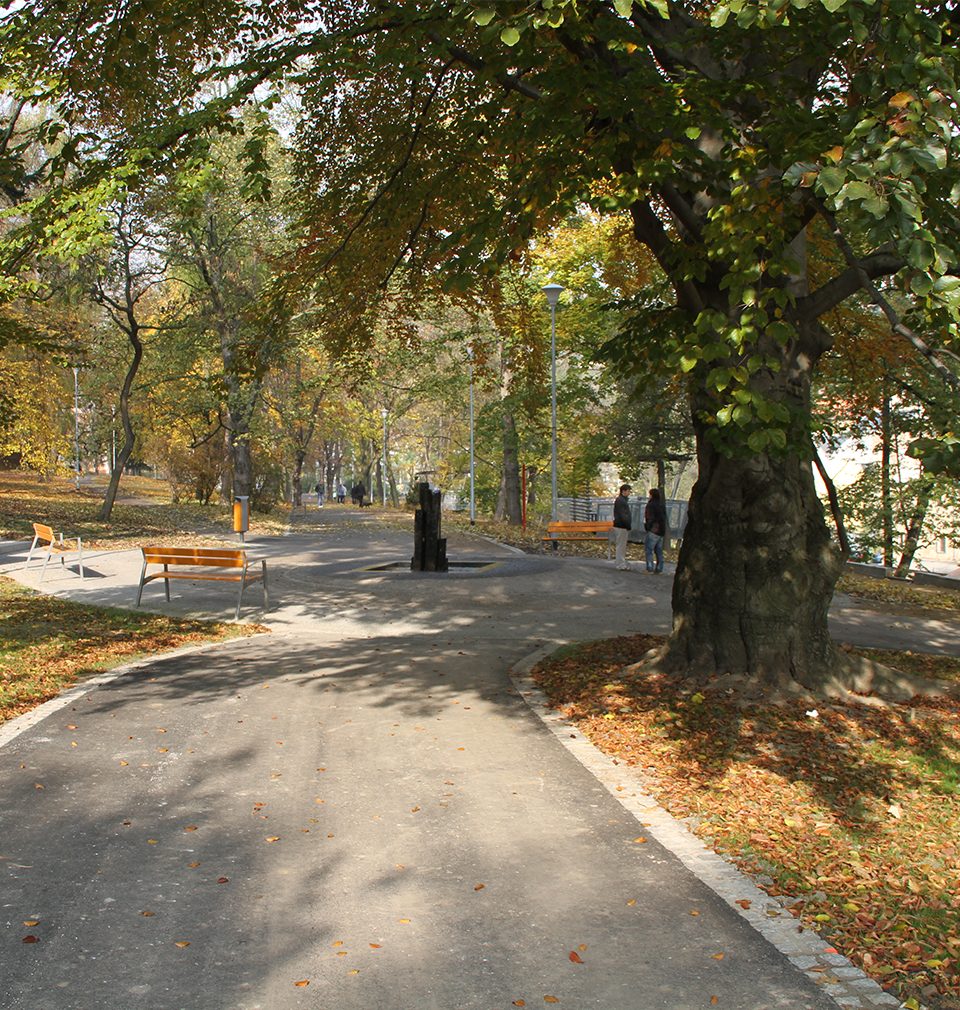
[612,485,666,573]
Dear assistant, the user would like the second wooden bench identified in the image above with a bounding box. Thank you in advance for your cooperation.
[135,546,268,621]
[542,520,614,558]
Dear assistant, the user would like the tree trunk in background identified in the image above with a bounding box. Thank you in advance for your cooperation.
[98,328,143,521]
[292,448,306,507]
[881,385,894,567]
[894,472,932,578]
[495,405,522,524]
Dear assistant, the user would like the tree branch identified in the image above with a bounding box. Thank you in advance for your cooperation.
[816,200,960,395]
[799,248,904,320]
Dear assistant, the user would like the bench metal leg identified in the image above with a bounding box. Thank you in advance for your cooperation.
[235,581,245,622]
[77,538,84,579]
[27,534,39,565]
[135,560,148,608]
[163,564,170,602]
[40,549,53,583]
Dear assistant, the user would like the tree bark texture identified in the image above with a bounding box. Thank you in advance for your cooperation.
[664,428,843,691]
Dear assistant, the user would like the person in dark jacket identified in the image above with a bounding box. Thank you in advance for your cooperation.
[644,487,667,573]
[612,483,633,570]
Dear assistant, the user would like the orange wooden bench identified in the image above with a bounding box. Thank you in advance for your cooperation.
[27,522,85,581]
[135,546,268,621]
[542,520,614,558]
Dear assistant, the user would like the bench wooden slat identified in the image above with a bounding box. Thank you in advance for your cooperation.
[541,519,614,558]
[141,547,248,567]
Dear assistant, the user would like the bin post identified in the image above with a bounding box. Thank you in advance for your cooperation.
[233,495,249,541]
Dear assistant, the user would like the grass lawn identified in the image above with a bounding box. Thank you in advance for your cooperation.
[0,576,265,726]
[0,471,289,548]
[533,635,960,1010]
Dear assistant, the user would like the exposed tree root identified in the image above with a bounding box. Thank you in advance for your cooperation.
[628,642,953,708]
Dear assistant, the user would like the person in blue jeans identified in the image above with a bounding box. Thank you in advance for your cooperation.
[643,487,667,573]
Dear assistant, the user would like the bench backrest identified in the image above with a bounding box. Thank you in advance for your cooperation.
[141,546,247,568]
[33,522,55,544]
[546,521,613,533]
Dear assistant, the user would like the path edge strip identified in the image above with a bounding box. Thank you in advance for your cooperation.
[510,642,908,1010]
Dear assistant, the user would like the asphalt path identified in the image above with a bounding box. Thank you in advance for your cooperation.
[1,508,948,1009]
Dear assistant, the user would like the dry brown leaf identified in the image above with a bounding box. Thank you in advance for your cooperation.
[347,969,360,975]
[626,899,637,906]
[712,952,725,960]
[174,941,190,948]
[293,980,310,987]
[735,899,752,910]
[187,861,201,868]
[140,911,155,917]
[265,836,280,843]
[513,1001,526,1007]
[578,944,588,952]
[22,935,39,944]
[474,883,485,891]
[633,836,647,844]
[569,951,584,963]
[147,839,158,845]
[184,825,198,832]
[711,997,719,1005]
[544,998,559,1005]
[217,877,229,884]
[119,761,129,767]
[369,943,382,949]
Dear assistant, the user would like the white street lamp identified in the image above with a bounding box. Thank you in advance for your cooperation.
[467,346,475,524]
[381,407,388,506]
[542,282,564,522]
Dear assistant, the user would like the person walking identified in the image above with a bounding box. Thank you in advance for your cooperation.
[336,482,347,505]
[612,483,633,571]
[644,487,667,573]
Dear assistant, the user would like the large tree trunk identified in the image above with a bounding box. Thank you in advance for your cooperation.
[661,418,845,695]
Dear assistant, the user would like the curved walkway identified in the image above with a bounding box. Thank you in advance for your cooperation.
[1,509,944,1009]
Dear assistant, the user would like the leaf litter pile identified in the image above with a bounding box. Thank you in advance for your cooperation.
[533,634,960,1010]
[0,577,263,724]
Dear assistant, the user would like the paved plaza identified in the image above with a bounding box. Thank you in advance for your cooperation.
[2,509,951,1009]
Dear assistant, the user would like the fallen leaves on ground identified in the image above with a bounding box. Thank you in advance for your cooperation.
[533,634,960,1010]
[0,576,265,725]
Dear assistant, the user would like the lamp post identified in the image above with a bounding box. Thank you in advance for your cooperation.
[381,407,388,506]
[72,365,80,490]
[542,282,564,522]
[467,346,475,524]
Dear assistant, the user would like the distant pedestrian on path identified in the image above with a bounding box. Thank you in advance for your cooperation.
[336,482,347,504]
[315,483,324,509]
[612,483,633,571]
[352,482,366,507]
[644,487,667,573]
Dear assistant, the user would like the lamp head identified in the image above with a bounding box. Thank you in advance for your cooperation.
[542,282,564,308]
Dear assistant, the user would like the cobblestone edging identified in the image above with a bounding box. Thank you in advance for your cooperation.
[510,643,912,1010]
